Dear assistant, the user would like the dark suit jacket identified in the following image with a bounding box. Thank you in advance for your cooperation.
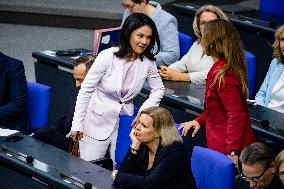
[33,87,78,151]
[0,52,27,131]
[115,142,195,189]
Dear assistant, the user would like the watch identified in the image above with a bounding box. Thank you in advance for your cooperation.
[229,150,236,156]
[130,145,139,155]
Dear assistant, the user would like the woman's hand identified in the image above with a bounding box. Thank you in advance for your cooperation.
[227,154,239,168]
[178,120,201,137]
[71,131,83,141]
[111,170,118,182]
[131,112,141,128]
[129,128,141,150]
[159,66,183,81]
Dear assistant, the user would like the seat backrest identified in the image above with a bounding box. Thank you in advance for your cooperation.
[191,146,235,189]
[27,82,51,130]
[115,106,139,168]
[244,50,256,99]
[178,32,193,58]
[259,0,284,16]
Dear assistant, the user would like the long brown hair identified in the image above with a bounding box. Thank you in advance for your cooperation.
[272,24,284,63]
[202,19,248,97]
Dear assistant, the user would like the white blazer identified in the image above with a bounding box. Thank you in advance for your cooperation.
[71,47,165,140]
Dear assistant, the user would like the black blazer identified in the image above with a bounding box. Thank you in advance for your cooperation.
[0,52,27,131]
[115,142,195,189]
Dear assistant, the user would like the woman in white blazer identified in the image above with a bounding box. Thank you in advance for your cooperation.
[71,13,165,162]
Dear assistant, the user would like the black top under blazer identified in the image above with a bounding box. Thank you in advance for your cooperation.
[0,52,27,131]
[114,141,193,189]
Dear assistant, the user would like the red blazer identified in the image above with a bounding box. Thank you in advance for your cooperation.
[196,59,255,155]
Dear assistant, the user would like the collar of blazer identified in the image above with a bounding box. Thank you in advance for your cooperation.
[153,142,184,166]
[119,57,151,101]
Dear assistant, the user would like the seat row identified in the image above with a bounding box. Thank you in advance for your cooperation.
[179,32,256,99]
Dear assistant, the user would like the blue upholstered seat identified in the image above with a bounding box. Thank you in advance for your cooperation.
[191,146,235,189]
[27,82,51,130]
[178,32,193,58]
[244,50,256,99]
[259,0,284,16]
[115,106,139,168]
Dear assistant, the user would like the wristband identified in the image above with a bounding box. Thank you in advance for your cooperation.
[130,145,139,154]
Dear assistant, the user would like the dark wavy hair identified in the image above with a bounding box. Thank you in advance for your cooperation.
[114,13,160,61]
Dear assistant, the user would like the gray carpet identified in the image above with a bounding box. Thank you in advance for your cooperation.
[0,23,93,81]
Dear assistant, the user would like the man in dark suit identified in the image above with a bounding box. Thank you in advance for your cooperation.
[33,55,94,151]
[0,52,27,131]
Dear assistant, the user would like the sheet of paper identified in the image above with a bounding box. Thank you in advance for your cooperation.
[42,50,56,57]
[0,128,19,136]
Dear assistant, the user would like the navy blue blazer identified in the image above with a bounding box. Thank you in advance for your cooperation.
[0,52,27,131]
[115,142,195,189]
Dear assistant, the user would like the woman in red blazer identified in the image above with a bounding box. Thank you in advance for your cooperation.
[180,19,255,158]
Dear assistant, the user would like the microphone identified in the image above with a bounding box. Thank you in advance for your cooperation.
[84,182,92,189]
[60,172,94,189]
[26,155,34,163]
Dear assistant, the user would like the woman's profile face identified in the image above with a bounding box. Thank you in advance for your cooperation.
[280,31,284,56]
[129,25,152,56]
[199,11,218,37]
[134,113,159,143]
[279,161,284,185]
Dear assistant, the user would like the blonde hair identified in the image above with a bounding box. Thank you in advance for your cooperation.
[202,19,249,97]
[141,107,182,147]
[272,24,284,63]
[275,150,284,172]
[193,4,228,40]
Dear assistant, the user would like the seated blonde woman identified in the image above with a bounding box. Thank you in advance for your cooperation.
[255,24,284,113]
[276,150,284,186]
[160,5,228,84]
[112,106,195,189]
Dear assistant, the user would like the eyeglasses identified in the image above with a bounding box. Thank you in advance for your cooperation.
[121,3,137,11]
[240,166,270,183]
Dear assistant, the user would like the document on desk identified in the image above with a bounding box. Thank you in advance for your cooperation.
[0,128,19,136]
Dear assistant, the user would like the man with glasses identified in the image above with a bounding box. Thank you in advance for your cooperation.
[121,0,180,67]
[237,142,284,189]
